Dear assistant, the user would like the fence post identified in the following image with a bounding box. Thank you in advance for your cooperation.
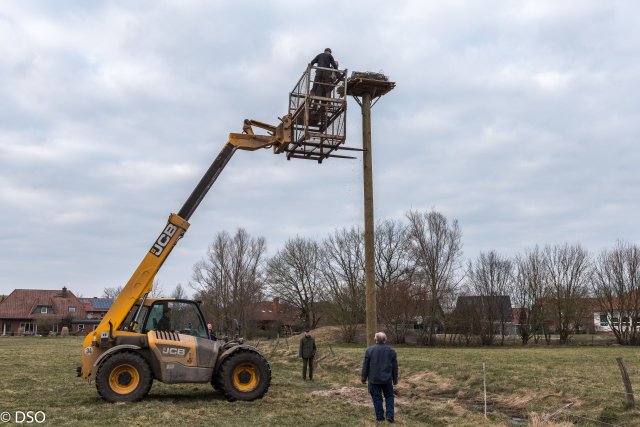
[616,357,635,407]
[483,362,487,419]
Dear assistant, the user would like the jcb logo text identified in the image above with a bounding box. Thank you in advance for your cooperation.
[151,224,178,256]
[162,347,186,357]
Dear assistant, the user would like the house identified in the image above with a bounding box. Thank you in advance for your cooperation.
[411,299,445,333]
[452,295,513,335]
[80,297,114,326]
[534,297,599,334]
[249,297,300,334]
[592,299,640,334]
[0,287,112,336]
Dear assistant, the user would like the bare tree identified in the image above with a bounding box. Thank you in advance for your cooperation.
[466,251,513,345]
[102,286,122,299]
[514,246,550,344]
[190,228,266,337]
[592,241,640,345]
[321,226,365,343]
[448,290,476,346]
[543,243,591,344]
[377,281,420,344]
[406,210,463,345]
[374,219,414,290]
[171,283,188,299]
[266,236,323,329]
[373,219,417,342]
[150,280,166,298]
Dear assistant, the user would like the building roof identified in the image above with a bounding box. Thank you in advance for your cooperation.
[0,288,86,319]
[80,297,114,311]
[455,295,513,319]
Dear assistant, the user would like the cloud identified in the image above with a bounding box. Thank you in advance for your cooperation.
[1,0,640,297]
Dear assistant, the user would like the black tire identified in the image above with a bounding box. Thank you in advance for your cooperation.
[217,350,271,401]
[95,352,153,403]
[210,375,220,391]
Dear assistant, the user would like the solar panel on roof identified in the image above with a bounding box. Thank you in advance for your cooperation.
[92,299,113,309]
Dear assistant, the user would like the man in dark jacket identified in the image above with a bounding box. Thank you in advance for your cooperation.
[310,48,339,97]
[299,328,317,380]
[361,332,398,423]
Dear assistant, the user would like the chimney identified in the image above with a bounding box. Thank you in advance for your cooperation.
[62,286,68,298]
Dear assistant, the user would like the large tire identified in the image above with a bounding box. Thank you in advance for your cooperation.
[217,350,271,401]
[95,352,153,403]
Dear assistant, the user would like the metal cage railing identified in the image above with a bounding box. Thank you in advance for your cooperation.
[286,65,349,162]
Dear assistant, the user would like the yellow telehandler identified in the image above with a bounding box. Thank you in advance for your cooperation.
[78,118,293,402]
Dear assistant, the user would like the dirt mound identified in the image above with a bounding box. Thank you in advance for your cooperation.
[312,386,412,410]
[311,387,370,407]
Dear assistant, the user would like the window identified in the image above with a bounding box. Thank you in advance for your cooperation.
[68,306,76,313]
[119,304,146,333]
[40,306,48,314]
[77,324,84,331]
[599,314,608,326]
[20,322,34,334]
[144,301,207,338]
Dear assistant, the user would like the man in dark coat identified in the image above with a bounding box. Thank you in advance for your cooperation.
[299,328,317,380]
[156,303,172,331]
[310,48,339,97]
[361,332,398,423]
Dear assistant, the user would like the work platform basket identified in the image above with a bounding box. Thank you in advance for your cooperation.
[286,65,351,162]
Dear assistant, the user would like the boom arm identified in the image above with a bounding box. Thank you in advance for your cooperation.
[81,116,291,379]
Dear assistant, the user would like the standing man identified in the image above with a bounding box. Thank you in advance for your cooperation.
[310,48,339,97]
[299,328,317,381]
[362,332,398,423]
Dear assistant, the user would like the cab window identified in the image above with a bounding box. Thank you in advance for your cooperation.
[144,301,207,338]
[118,304,147,333]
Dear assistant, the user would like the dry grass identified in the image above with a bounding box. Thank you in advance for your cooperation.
[1,330,640,426]
[528,412,573,427]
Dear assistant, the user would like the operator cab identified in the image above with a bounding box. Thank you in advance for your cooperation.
[119,299,210,339]
[144,300,208,338]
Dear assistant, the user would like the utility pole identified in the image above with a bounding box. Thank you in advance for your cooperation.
[347,72,395,346]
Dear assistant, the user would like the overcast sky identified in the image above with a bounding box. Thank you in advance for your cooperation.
[1,1,639,298]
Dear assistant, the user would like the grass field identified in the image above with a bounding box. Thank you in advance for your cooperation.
[1,335,639,426]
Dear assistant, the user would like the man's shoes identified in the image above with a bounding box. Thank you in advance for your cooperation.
[386,419,394,423]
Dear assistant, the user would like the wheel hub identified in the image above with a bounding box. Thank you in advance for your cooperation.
[237,370,251,384]
[108,364,140,395]
[232,363,258,391]
[118,371,133,386]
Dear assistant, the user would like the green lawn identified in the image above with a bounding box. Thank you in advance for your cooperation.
[0,336,639,426]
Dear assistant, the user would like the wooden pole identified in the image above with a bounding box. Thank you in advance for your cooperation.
[362,91,377,346]
[616,357,635,407]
